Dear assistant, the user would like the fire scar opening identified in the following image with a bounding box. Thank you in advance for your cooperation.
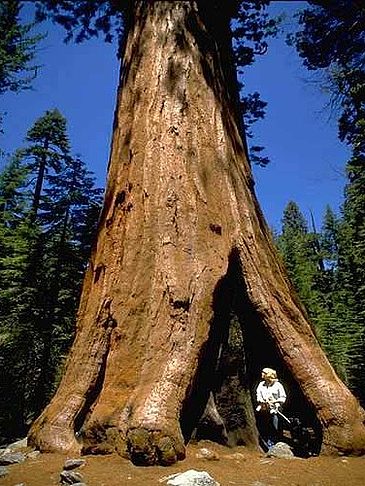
[180,248,322,456]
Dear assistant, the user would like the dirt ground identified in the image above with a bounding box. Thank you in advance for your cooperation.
[2,441,365,486]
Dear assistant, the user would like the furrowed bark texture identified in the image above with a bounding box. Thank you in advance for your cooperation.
[28,1,365,464]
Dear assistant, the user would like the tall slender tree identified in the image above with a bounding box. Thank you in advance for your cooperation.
[31,155,102,412]
[292,0,365,405]
[0,156,39,439]
[276,203,361,391]
[0,112,101,442]
[15,109,71,221]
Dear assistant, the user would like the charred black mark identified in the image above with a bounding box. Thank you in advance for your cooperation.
[115,190,126,207]
[178,89,189,114]
[166,59,183,94]
[210,223,222,235]
[94,264,105,284]
[99,299,117,330]
[124,129,132,146]
[180,248,322,454]
[102,315,117,330]
[171,298,190,312]
[174,27,189,52]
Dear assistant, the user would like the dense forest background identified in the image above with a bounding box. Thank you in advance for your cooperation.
[0,0,364,445]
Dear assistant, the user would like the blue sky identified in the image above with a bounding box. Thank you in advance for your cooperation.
[247,1,349,231]
[1,1,349,232]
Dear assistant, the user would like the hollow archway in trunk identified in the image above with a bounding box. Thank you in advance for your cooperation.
[181,248,322,454]
[28,1,365,465]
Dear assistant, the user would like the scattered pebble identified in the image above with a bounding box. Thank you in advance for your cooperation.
[3,438,28,452]
[0,466,8,477]
[226,452,246,461]
[60,469,85,485]
[26,451,40,460]
[266,442,294,459]
[259,459,273,465]
[195,447,220,461]
[163,469,220,486]
[0,452,26,465]
[64,459,86,470]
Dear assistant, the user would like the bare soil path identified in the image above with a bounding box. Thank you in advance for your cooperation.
[2,441,365,486]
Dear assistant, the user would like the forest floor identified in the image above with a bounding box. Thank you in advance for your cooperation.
[1,441,365,486]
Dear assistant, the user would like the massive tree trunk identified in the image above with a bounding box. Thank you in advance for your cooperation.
[28,1,365,465]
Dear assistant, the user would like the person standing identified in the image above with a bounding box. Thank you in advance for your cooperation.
[256,367,287,448]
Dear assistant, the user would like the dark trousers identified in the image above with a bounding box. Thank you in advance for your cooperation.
[257,410,281,446]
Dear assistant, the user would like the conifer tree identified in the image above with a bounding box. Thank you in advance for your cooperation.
[0,157,39,439]
[0,0,42,136]
[276,201,363,395]
[336,157,365,403]
[292,0,365,404]
[276,201,320,312]
[0,112,101,442]
[32,155,102,411]
[318,206,362,388]
[16,109,71,221]
[0,0,41,95]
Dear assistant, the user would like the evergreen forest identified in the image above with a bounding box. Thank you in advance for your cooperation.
[0,0,364,448]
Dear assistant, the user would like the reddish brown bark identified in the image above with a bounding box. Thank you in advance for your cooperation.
[28,1,365,465]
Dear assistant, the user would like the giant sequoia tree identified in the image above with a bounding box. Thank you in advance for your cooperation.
[28,1,365,465]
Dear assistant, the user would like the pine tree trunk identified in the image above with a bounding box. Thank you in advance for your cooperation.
[30,140,48,222]
[28,0,365,464]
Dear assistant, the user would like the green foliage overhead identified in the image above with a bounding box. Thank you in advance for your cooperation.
[0,0,43,95]
[290,1,364,153]
[292,0,364,72]
[33,0,126,44]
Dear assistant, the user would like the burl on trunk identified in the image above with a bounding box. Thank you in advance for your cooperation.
[28,1,365,465]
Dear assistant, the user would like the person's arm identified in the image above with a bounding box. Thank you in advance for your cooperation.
[256,382,265,403]
[275,382,286,405]
[256,382,266,411]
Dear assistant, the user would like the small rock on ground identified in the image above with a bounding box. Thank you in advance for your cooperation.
[195,448,220,461]
[0,466,8,477]
[266,442,294,459]
[165,469,220,486]
[2,438,28,452]
[26,450,40,460]
[60,470,85,485]
[0,452,26,465]
[64,459,86,470]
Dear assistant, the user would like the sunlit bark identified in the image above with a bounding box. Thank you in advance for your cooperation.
[28,0,365,465]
